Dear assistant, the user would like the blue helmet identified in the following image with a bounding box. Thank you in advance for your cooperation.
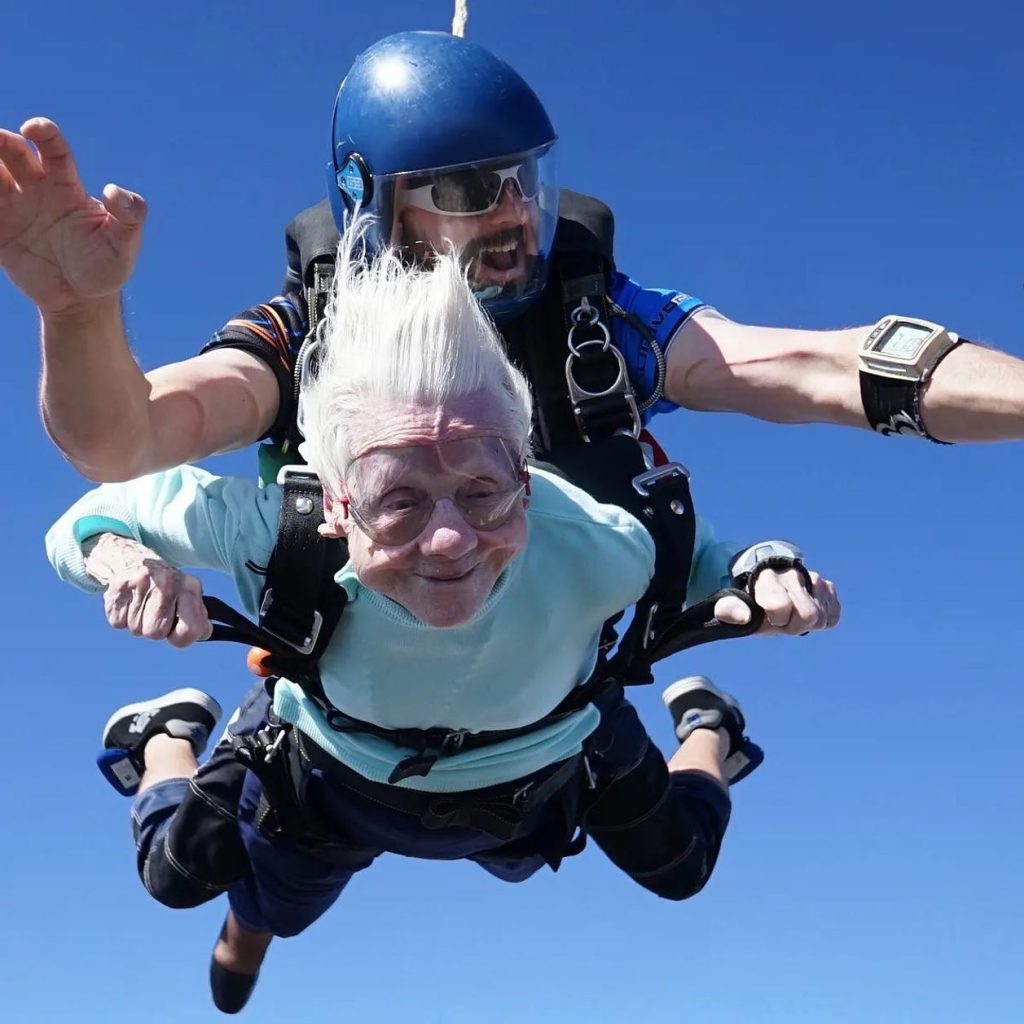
[326,31,559,319]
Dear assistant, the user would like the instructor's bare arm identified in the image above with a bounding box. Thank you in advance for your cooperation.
[665,311,1024,443]
[1,118,280,480]
[41,319,280,481]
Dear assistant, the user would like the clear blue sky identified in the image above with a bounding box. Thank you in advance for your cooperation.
[3,1,1023,1021]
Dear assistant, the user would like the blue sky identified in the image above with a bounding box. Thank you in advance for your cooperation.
[2,1,1023,1021]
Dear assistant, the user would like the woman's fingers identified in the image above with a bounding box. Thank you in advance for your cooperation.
[753,568,834,636]
[168,577,211,648]
[105,563,208,644]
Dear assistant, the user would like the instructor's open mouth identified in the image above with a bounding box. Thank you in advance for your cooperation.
[469,228,526,285]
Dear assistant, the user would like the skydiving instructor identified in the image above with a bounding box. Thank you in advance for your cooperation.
[1,32,1021,489]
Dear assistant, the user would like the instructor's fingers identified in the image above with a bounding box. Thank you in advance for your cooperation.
[20,117,81,188]
[0,160,20,197]
[0,160,17,196]
[0,128,44,188]
[100,183,147,231]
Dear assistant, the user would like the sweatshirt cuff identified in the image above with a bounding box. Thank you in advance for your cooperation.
[73,515,134,546]
[46,497,142,594]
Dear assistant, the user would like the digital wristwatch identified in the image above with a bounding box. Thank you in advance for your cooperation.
[858,315,967,442]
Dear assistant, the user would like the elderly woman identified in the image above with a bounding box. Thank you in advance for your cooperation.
[46,223,839,1013]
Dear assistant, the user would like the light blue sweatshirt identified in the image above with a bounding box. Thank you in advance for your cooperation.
[46,466,739,792]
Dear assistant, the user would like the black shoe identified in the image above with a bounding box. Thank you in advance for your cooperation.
[210,959,259,1015]
[662,675,764,783]
[97,688,222,796]
[210,918,264,1014]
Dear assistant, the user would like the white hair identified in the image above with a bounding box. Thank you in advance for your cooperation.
[300,215,534,494]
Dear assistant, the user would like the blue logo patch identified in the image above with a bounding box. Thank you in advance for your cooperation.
[338,156,366,205]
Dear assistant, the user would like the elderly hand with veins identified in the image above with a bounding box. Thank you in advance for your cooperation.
[83,533,212,648]
[714,566,841,637]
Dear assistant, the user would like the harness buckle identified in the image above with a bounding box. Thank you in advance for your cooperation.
[565,341,642,442]
[259,588,323,655]
[440,729,470,755]
[567,300,609,355]
[275,464,321,488]
[512,780,534,809]
[263,726,289,764]
[386,729,471,784]
[388,752,440,784]
[631,461,690,497]
[640,601,661,651]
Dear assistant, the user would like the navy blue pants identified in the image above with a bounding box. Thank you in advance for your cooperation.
[132,683,732,936]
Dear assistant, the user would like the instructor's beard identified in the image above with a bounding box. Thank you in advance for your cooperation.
[398,213,539,298]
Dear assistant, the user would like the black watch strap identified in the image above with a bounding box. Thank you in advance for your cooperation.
[859,339,967,444]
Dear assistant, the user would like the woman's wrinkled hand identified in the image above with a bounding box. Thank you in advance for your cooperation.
[84,533,211,647]
[713,567,841,637]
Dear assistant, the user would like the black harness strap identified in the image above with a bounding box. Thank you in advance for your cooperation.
[258,468,330,654]
[299,732,584,842]
[537,435,694,680]
[504,262,641,448]
[206,466,348,708]
[558,255,641,444]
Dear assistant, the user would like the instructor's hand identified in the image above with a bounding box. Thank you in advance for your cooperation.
[0,118,146,315]
[713,568,841,637]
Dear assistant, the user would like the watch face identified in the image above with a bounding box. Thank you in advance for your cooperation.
[874,323,931,359]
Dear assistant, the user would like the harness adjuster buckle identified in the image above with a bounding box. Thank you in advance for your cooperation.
[570,392,641,444]
[512,780,534,809]
[275,465,321,488]
[640,601,661,651]
[259,588,323,656]
[388,752,440,784]
[440,729,470,755]
[263,726,289,764]
[565,341,641,431]
[631,461,690,497]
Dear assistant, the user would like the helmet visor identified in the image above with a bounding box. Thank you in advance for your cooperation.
[374,143,558,314]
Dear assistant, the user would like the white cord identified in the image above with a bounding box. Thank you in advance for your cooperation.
[452,0,468,37]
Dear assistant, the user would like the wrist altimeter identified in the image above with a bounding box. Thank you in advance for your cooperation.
[858,315,967,443]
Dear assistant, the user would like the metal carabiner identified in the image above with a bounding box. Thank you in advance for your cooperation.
[565,340,642,440]
[263,727,288,764]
